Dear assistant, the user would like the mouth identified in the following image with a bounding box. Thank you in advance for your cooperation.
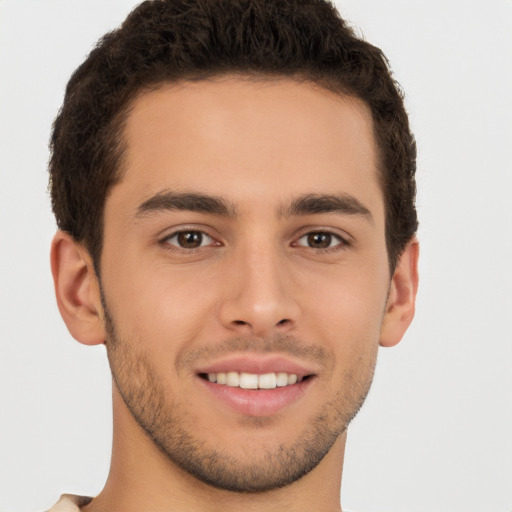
[195,356,317,416]
[198,371,311,389]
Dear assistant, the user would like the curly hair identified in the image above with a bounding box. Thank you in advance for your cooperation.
[49,0,417,273]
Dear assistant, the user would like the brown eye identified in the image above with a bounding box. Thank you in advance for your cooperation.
[296,231,344,249]
[308,232,332,248]
[166,230,212,249]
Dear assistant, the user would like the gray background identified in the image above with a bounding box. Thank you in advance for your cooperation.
[1,1,511,510]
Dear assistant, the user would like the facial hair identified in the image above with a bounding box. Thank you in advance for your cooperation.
[102,292,378,493]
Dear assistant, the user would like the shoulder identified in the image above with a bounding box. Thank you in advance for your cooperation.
[46,494,93,512]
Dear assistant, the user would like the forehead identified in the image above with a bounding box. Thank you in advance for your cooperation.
[114,77,382,218]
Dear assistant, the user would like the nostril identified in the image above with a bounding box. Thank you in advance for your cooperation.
[233,320,248,326]
[276,319,290,326]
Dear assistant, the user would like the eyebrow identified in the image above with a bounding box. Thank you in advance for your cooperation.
[136,191,236,218]
[135,191,372,222]
[285,193,373,221]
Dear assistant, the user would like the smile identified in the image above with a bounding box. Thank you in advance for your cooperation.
[201,371,305,389]
[195,355,318,416]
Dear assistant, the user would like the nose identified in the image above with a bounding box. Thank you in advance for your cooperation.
[218,245,301,337]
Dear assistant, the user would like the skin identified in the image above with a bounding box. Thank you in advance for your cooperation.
[51,77,419,512]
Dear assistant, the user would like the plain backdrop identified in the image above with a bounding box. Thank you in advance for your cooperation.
[1,1,511,511]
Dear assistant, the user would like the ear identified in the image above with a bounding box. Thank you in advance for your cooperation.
[50,231,106,345]
[379,238,419,347]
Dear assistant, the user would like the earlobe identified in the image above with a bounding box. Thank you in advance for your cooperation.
[50,231,106,346]
[379,238,419,347]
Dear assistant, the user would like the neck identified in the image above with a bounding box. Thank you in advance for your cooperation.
[83,385,346,512]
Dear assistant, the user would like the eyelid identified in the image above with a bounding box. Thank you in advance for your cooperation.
[292,227,352,250]
[159,225,222,250]
[296,233,342,247]
[167,231,213,247]
[293,225,351,240]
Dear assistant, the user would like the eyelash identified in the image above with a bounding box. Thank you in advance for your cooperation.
[161,230,217,251]
[294,231,349,252]
[159,228,350,253]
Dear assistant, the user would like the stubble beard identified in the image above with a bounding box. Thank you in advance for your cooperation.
[102,298,377,493]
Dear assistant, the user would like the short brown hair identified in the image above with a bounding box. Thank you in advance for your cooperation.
[49,0,417,273]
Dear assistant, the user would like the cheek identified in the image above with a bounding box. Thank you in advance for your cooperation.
[104,258,221,349]
[302,267,388,351]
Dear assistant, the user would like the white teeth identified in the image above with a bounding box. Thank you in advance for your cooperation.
[206,371,302,389]
[226,372,239,387]
[276,372,289,387]
[240,373,259,389]
[258,373,277,389]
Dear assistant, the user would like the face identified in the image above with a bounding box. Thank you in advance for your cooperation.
[100,77,391,492]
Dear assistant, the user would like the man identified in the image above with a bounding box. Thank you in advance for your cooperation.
[48,0,419,510]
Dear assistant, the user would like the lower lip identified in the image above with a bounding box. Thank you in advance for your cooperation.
[198,377,314,417]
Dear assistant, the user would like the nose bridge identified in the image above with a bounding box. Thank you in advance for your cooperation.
[219,232,299,336]
[245,243,284,308]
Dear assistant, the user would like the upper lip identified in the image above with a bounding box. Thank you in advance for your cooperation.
[195,354,319,378]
